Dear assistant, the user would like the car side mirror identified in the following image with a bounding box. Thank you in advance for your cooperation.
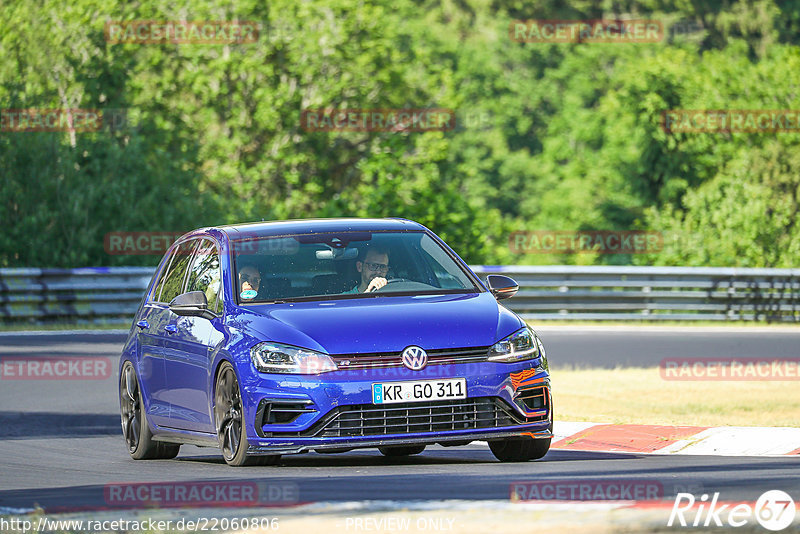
[169,291,215,320]
[486,275,519,300]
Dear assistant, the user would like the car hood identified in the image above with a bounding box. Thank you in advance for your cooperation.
[233,292,524,354]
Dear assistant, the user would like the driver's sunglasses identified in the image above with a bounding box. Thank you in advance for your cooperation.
[240,274,260,284]
[363,262,389,273]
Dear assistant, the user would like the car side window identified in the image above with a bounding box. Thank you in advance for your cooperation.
[151,250,178,303]
[187,239,223,315]
[418,235,472,289]
[157,240,198,303]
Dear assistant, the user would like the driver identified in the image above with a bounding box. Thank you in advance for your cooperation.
[343,246,390,293]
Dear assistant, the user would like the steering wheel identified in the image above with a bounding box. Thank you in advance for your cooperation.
[368,278,407,292]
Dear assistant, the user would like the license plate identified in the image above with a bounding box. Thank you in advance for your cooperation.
[372,378,467,404]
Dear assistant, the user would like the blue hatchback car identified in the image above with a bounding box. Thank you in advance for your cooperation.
[119,218,552,466]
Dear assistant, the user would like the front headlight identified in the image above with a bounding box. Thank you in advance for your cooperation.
[488,327,540,362]
[250,342,338,374]
[535,334,548,371]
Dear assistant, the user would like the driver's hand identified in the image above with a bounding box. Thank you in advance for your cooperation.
[365,277,387,292]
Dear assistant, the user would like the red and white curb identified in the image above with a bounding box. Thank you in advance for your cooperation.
[551,422,800,456]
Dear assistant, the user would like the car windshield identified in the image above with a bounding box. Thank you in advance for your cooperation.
[231,230,479,303]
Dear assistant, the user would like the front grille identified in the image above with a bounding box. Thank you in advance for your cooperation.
[332,346,490,370]
[272,397,533,438]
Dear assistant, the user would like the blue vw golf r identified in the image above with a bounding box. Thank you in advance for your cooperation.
[118,218,552,466]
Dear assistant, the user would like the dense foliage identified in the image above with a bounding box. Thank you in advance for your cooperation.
[1,0,798,267]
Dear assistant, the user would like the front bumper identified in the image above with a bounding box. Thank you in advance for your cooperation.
[246,428,553,455]
[239,360,552,454]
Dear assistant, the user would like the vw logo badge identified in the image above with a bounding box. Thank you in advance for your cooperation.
[401,346,428,370]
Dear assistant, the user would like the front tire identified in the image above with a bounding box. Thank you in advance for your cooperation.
[489,436,550,462]
[214,362,280,466]
[490,400,553,462]
[119,361,180,460]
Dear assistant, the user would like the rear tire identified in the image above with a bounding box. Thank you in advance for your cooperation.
[378,445,426,457]
[214,362,281,466]
[119,361,180,460]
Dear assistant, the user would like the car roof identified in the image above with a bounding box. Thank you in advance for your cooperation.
[215,217,426,238]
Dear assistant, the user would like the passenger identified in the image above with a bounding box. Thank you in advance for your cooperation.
[238,264,261,300]
[343,246,390,293]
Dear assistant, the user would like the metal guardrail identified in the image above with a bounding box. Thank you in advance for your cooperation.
[1,266,798,323]
[478,265,800,322]
[0,267,152,324]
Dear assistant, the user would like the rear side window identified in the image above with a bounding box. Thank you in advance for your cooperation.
[157,240,198,303]
[186,239,223,315]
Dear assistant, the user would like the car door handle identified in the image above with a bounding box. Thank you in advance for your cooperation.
[136,320,149,330]
[165,324,178,334]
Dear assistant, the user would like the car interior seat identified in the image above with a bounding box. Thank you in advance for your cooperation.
[257,276,291,300]
[312,273,353,295]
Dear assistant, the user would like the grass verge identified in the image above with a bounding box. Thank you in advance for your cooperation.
[551,366,800,427]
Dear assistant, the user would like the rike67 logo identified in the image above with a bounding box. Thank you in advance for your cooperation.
[668,490,796,531]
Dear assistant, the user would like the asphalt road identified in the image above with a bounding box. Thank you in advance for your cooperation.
[3,326,799,367]
[537,326,800,368]
[0,328,798,513]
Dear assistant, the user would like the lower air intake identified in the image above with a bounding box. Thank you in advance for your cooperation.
[274,397,532,438]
